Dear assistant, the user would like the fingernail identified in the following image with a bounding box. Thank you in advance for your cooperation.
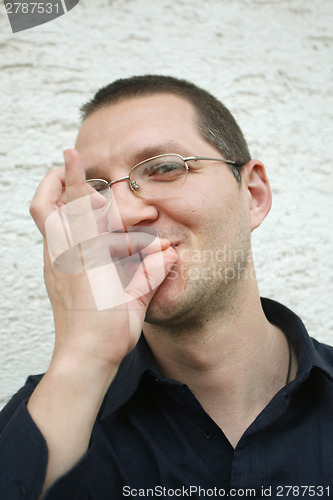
[159,238,170,248]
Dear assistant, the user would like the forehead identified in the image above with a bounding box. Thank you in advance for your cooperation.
[75,93,210,170]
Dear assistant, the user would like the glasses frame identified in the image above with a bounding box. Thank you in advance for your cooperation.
[86,154,241,213]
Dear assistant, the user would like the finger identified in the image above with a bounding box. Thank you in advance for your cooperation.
[64,148,89,203]
[78,232,168,272]
[50,231,170,275]
[64,149,107,211]
[30,167,65,235]
[126,246,177,308]
[84,246,177,312]
[62,149,100,246]
[100,231,170,260]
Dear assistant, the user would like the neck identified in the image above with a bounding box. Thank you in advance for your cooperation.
[143,281,296,447]
[144,278,268,371]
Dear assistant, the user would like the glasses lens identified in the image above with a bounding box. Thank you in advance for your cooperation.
[85,179,110,214]
[130,154,187,199]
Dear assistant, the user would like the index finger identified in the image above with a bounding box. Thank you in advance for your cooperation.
[62,148,100,245]
[64,148,89,203]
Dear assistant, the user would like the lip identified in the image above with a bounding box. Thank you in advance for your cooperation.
[170,243,181,254]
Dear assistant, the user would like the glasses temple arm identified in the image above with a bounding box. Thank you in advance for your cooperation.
[184,156,243,167]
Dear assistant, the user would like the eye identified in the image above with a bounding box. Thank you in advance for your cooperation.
[141,160,185,182]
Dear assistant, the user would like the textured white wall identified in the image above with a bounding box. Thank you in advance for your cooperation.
[1,0,332,409]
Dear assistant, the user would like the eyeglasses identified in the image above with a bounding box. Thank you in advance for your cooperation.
[86,154,241,214]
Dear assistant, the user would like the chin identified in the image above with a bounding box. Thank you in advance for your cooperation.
[145,276,184,324]
[145,274,196,326]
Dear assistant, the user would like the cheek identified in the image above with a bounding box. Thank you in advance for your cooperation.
[161,178,245,236]
[165,200,206,229]
[174,183,215,218]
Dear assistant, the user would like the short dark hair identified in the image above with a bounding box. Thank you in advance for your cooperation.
[80,75,251,181]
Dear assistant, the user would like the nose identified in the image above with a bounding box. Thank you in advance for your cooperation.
[107,180,159,231]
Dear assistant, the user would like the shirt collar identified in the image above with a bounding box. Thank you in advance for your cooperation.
[261,297,333,383]
[100,334,163,420]
[101,298,333,420]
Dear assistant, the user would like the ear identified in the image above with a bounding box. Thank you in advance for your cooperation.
[242,160,272,231]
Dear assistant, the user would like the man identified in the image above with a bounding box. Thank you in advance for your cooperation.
[1,75,332,499]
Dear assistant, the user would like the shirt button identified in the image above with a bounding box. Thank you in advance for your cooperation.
[202,425,214,439]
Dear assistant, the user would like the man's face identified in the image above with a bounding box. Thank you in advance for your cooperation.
[75,93,252,326]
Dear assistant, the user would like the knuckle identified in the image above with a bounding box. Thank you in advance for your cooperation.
[29,199,39,218]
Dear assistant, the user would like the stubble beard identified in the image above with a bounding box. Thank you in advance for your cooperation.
[145,231,252,330]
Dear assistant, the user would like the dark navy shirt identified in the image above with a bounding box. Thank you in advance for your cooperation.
[1,298,333,499]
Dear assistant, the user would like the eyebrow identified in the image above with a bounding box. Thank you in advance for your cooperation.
[85,141,192,180]
[131,142,191,162]
[85,166,107,180]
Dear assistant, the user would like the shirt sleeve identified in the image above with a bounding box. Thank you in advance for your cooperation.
[0,377,92,499]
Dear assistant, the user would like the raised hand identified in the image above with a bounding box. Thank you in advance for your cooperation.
[27,149,177,494]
